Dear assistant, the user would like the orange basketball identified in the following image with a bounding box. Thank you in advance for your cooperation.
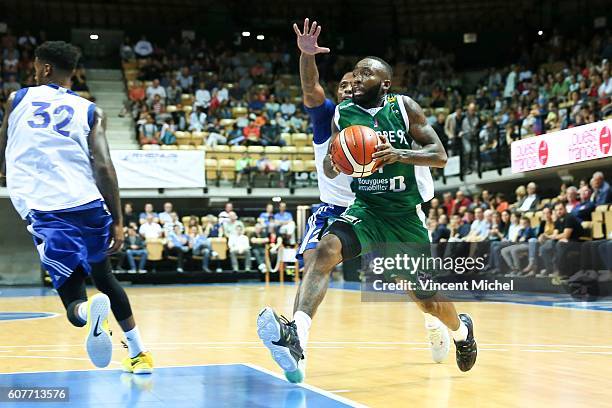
[330,125,381,177]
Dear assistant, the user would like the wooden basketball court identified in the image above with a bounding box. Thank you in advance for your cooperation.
[0,283,611,407]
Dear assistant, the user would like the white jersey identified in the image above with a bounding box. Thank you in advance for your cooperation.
[314,139,354,208]
[6,84,103,219]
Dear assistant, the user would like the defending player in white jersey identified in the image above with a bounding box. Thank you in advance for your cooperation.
[0,41,153,373]
[257,19,450,383]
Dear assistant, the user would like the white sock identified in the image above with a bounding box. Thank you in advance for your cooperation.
[450,320,468,342]
[422,312,442,330]
[293,311,312,353]
[77,302,88,324]
[125,326,146,358]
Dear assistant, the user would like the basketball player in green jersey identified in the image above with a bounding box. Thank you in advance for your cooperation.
[262,56,477,381]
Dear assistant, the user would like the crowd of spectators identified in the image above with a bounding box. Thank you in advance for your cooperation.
[116,200,296,273]
[120,35,310,149]
[427,170,612,284]
[431,31,612,172]
[120,30,612,180]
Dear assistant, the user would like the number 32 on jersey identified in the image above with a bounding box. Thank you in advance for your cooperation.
[27,102,75,137]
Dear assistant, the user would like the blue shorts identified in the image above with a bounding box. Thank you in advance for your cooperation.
[26,200,113,289]
[296,203,347,267]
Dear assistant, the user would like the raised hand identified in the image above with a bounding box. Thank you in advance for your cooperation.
[293,17,330,56]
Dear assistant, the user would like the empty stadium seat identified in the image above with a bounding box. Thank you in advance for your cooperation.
[292,160,305,172]
[230,145,247,153]
[146,239,164,262]
[160,145,178,150]
[281,133,292,145]
[166,105,178,113]
[232,107,248,118]
[179,145,195,150]
[247,146,264,154]
[181,94,194,106]
[281,146,297,154]
[210,238,228,260]
[305,160,316,172]
[142,144,161,150]
[205,159,219,181]
[292,133,309,147]
[219,159,236,181]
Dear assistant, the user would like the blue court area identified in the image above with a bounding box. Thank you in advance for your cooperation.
[0,364,357,408]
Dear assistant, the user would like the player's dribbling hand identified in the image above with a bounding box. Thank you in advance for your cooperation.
[372,133,401,166]
[108,223,124,255]
[293,18,331,55]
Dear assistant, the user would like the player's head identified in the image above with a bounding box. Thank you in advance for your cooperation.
[336,72,353,102]
[351,56,393,106]
[34,41,80,86]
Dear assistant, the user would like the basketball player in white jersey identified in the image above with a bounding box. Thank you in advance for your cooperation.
[257,19,450,383]
[0,41,153,373]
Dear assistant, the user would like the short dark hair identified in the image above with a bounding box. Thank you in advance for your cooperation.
[35,41,80,73]
[363,56,393,79]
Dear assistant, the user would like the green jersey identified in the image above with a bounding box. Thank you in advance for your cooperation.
[334,93,434,214]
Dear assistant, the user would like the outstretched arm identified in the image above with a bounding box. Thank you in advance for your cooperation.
[372,96,448,168]
[293,18,330,108]
[88,107,124,254]
[0,92,16,178]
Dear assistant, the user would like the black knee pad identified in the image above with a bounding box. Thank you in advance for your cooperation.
[66,299,87,327]
[325,221,361,261]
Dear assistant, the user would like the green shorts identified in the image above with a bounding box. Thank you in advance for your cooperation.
[333,199,435,298]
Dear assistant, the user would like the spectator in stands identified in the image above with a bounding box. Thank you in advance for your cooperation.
[503,65,518,98]
[256,154,275,177]
[158,202,174,225]
[478,118,498,165]
[146,78,166,103]
[134,35,153,58]
[278,156,291,187]
[495,193,509,212]
[124,228,148,274]
[203,214,225,238]
[590,171,611,205]
[223,212,245,237]
[160,117,177,145]
[459,103,479,167]
[128,81,145,105]
[274,202,295,244]
[571,186,596,221]
[139,114,160,145]
[150,94,165,116]
[565,186,580,213]
[123,202,139,229]
[463,208,491,242]
[539,202,584,278]
[166,224,190,273]
[442,192,453,216]
[189,106,207,132]
[487,212,520,275]
[227,123,245,145]
[120,36,135,61]
[280,98,296,117]
[218,202,233,224]
[194,81,211,108]
[487,210,510,242]
[166,78,182,106]
[261,120,284,146]
[250,223,269,272]
[431,216,450,243]
[3,75,21,96]
[432,112,448,153]
[139,214,162,239]
[265,95,280,118]
[258,203,275,227]
[205,119,227,147]
[235,152,253,185]
[511,185,527,209]
[243,119,261,145]
[519,182,540,212]
[451,190,471,215]
[189,226,212,273]
[176,67,194,92]
[163,212,184,237]
[444,107,463,155]
[229,225,252,272]
[139,203,159,224]
[500,216,537,276]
